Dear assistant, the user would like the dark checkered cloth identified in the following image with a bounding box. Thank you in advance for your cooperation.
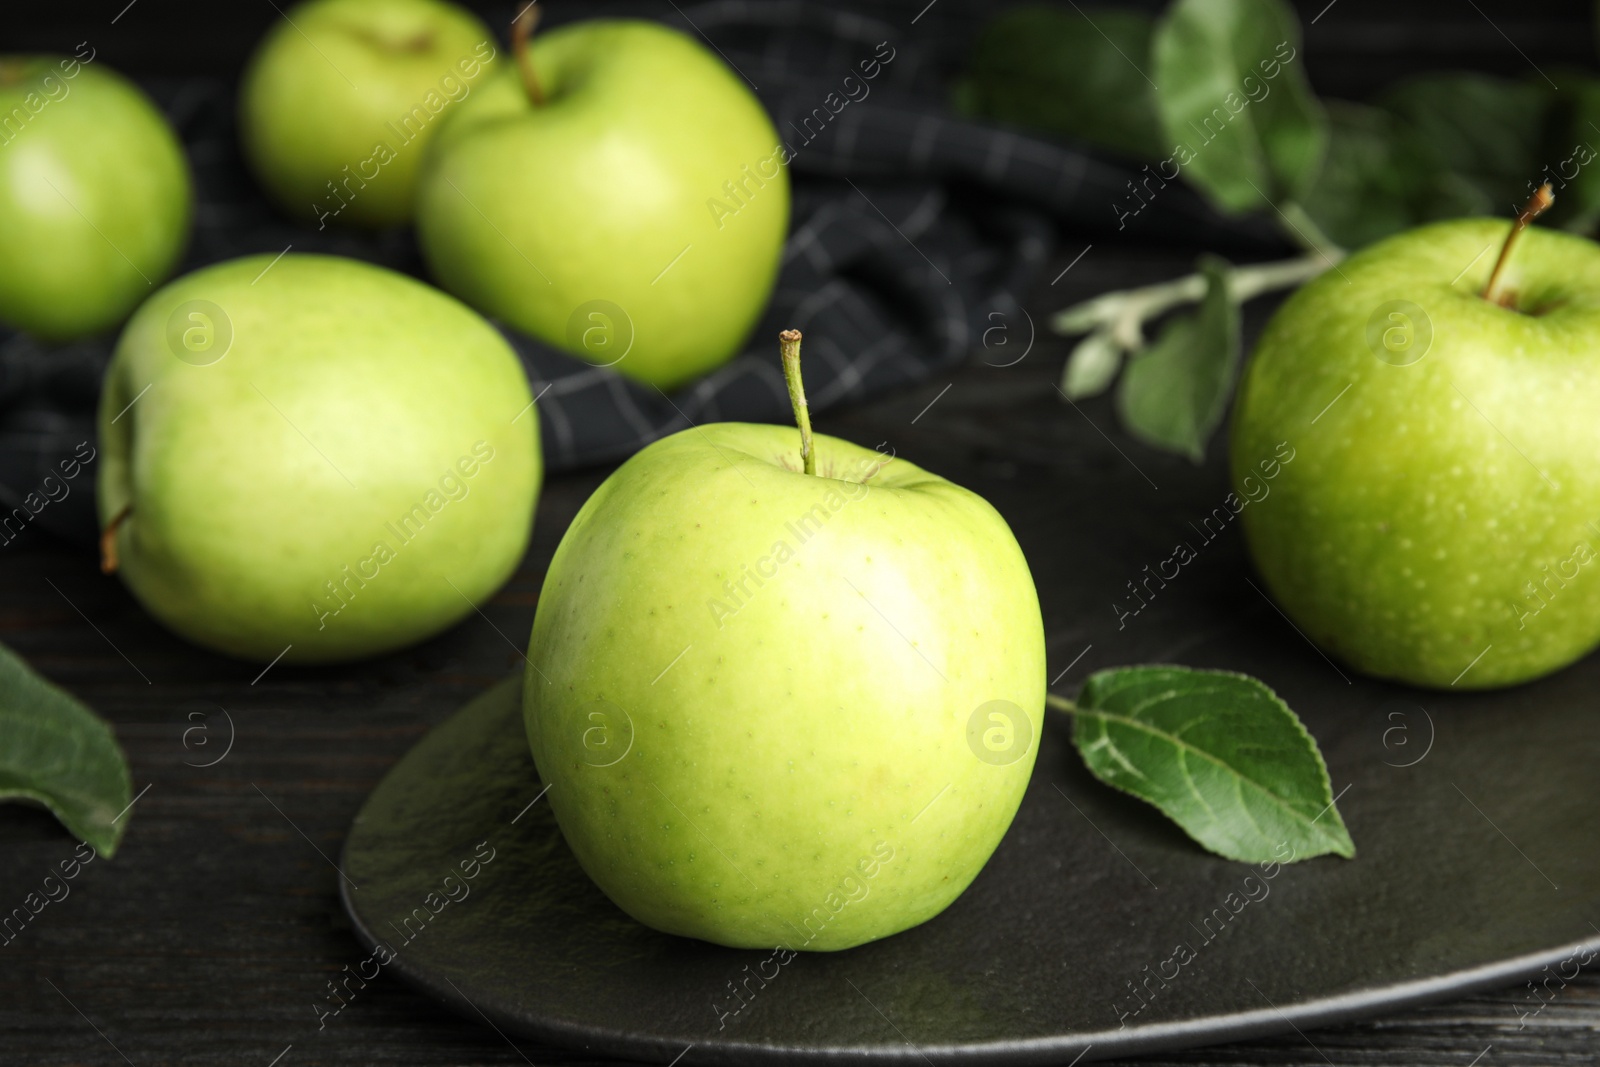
[0,1,1281,549]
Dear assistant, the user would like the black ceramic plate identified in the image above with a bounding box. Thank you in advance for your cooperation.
[341,649,1600,1064]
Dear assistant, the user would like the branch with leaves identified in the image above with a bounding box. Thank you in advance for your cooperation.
[959,0,1600,460]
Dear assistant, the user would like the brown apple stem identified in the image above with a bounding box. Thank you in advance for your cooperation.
[779,330,815,476]
[99,505,131,575]
[1482,182,1555,306]
[511,2,545,106]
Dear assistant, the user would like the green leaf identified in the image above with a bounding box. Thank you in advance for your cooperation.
[1377,74,1553,216]
[1116,255,1239,462]
[956,6,1165,160]
[1152,0,1326,214]
[1063,665,1354,863]
[1547,78,1600,233]
[0,642,132,857]
[1062,329,1123,399]
[1300,101,1485,249]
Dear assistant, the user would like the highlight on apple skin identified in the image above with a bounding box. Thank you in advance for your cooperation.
[523,420,1046,951]
[97,253,543,664]
[238,0,500,229]
[0,52,192,340]
[416,18,790,391]
[1231,217,1600,690]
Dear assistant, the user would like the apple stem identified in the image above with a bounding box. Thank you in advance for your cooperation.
[1483,182,1555,306]
[779,330,815,476]
[512,2,545,106]
[99,506,131,575]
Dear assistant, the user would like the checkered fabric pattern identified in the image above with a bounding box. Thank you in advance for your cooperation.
[0,1,1279,549]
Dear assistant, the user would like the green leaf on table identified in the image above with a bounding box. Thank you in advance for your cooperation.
[1151,0,1326,214]
[1300,101,1485,249]
[1065,665,1354,864]
[955,5,1165,160]
[0,642,132,857]
[1377,73,1553,216]
[1116,254,1239,461]
[1062,328,1124,399]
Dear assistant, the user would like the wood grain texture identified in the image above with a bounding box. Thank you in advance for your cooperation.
[2,245,1598,1065]
[7,0,1600,1059]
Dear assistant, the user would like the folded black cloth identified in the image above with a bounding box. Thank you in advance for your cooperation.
[0,1,1282,550]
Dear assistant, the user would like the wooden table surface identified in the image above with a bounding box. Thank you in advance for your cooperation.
[7,0,1600,1061]
[1,240,1597,1066]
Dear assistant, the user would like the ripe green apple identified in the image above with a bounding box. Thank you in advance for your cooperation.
[239,0,498,228]
[0,53,191,340]
[1232,217,1600,689]
[524,343,1043,949]
[416,19,788,390]
[98,253,541,663]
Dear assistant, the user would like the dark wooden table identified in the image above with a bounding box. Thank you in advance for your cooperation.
[8,1,1600,1062]
[2,240,1597,1066]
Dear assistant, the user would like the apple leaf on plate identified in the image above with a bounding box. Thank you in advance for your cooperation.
[954,5,1165,161]
[1116,254,1239,462]
[1049,665,1354,864]
[0,642,132,857]
[1151,0,1327,214]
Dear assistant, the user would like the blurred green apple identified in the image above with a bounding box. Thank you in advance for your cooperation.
[524,334,1043,950]
[417,18,788,389]
[239,0,498,228]
[0,52,191,340]
[98,254,541,663]
[1233,217,1600,688]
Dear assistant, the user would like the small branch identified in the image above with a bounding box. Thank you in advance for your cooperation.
[1484,182,1554,305]
[512,3,544,106]
[1052,251,1335,348]
[1277,200,1344,265]
[1045,693,1077,716]
[779,330,815,476]
[100,505,131,575]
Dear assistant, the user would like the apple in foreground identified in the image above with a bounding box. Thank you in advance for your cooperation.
[524,332,1044,950]
[0,53,191,340]
[417,15,788,390]
[98,254,541,663]
[239,0,498,228]
[1232,212,1600,689]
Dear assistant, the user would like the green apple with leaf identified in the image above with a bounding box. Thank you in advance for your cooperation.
[417,11,788,390]
[0,53,191,340]
[98,253,541,663]
[1232,195,1600,688]
[239,0,498,228]
[524,331,1044,950]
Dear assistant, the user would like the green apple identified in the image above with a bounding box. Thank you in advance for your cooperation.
[239,0,498,228]
[0,53,191,340]
[524,333,1043,950]
[416,18,788,390]
[98,253,541,663]
[1232,217,1600,689]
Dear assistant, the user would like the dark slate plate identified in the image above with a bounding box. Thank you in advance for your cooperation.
[340,649,1600,1065]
